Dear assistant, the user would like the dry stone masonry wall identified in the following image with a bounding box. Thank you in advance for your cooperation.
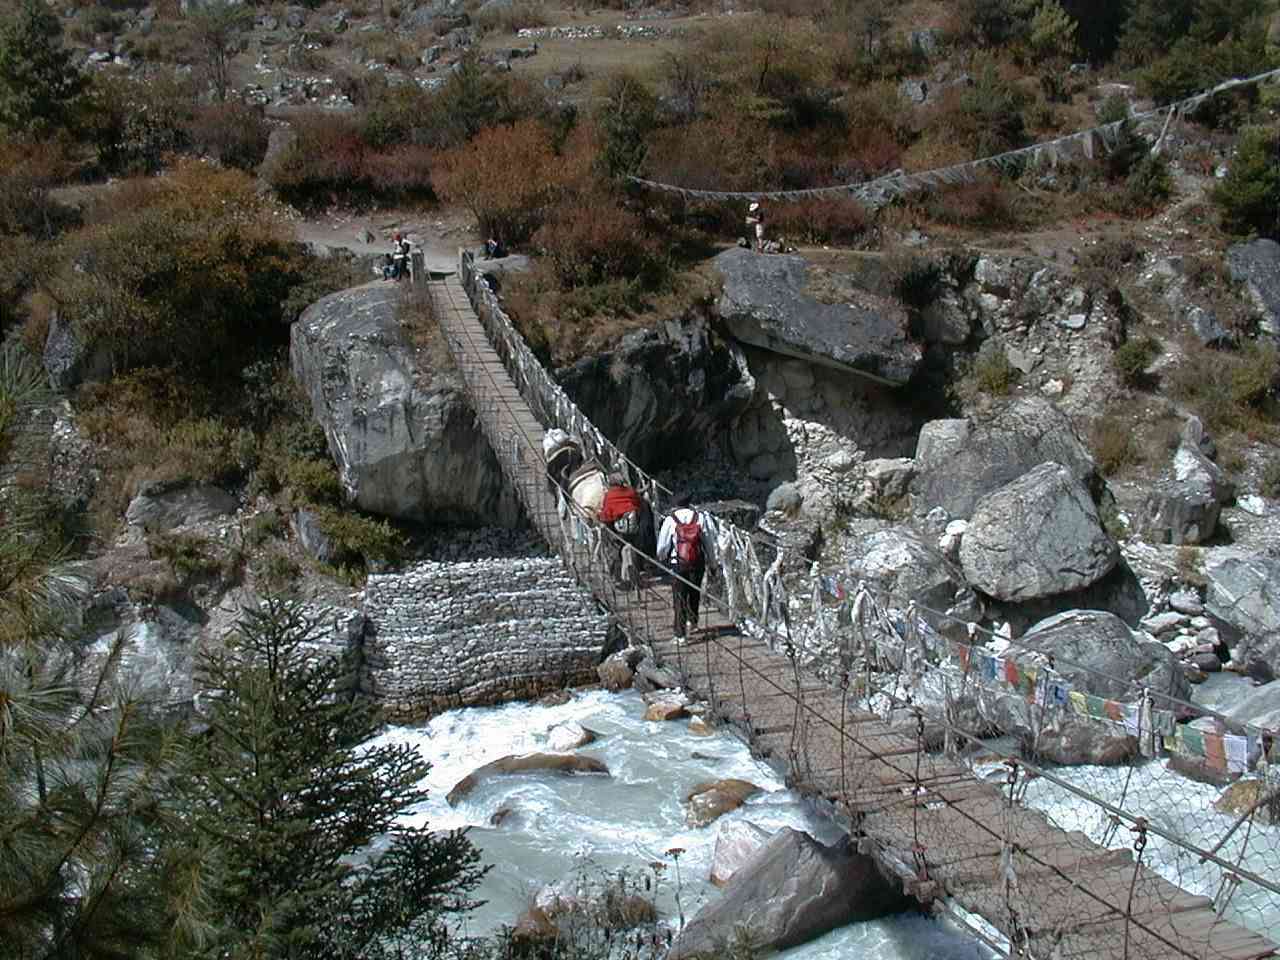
[360,558,611,721]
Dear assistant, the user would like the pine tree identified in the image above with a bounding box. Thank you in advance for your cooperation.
[176,596,487,960]
[0,346,184,960]
[0,0,87,137]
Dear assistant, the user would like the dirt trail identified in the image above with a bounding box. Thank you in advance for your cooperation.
[293,208,478,275]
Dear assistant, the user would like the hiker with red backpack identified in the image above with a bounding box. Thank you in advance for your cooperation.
[656,493,717,643]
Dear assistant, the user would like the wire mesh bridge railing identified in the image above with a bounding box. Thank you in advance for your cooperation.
[433,253,1278,960]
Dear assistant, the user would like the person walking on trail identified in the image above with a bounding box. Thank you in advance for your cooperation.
[599,473,655,587]
[656,494,717,643]
[388,233,410,281]
[746,200,765,253]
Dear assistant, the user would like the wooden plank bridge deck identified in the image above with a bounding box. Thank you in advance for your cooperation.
[430,274,1277,960]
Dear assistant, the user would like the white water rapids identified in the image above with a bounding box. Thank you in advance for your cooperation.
[370,688,992,959]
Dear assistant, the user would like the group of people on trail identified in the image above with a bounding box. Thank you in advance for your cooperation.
[382,233,411,281]
[543,430,717,642]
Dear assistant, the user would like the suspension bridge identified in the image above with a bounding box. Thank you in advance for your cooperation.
[429,251,1279,960]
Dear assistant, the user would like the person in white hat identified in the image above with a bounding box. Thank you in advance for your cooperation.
[746,200,765,253]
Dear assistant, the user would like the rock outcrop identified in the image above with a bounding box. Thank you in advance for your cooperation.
[446,753,610,805]
[124,481,239,534]
[709,821,774,887]
[290,283,518,526]
[841,525,958,611]
[557,313,753,468]
[1138,418,1234,545]
[1228,238,1280,335]
[911,397,1099,521]
[1204,552,1280,638]
[667,828,909,959]
[1014,609,1191,702]
[713,248,921,386]
[960,463,1118,602]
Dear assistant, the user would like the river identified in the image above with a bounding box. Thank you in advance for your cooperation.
[371,688,993,959]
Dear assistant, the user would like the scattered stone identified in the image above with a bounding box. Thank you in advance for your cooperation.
[688,715,715,736]
[597,650,636,691]
[685,779,761,827]
[900,78,928,103]
[1140,611,1186,636]
[1169,590,1205,616]
[1192,652,1222,673]
[446,753,610,805]
[546,721,597,751]
[1238,495,1267,516]
[644,698,688,722]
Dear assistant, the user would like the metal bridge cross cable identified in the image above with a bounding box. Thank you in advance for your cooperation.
[433,258,1280,960]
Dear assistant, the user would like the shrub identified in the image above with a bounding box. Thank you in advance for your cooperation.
[1113,335,1160,388]
[595,74,658,180]
[0,0,87,137]
[1261,457,1280,498]
[244,510,284,547]
[147,530,225,583]
[435,119,591,245]
[315,506,406,567]
[924,178,1024,230]
[1090,414,1139,475]
[1167,340,1279,435]
[532,194,665,289]
[1112,154,1172,215]
[186,101,269,170]
[888,254,943,309]
[51,161,305,380]
[476,0,548,34]
[1096,93,1129,125]
[768,196,871,246]
[950,342,1020,406]
[82,72,196,175]
[283,456,344,505]
[1212,125,1280,240]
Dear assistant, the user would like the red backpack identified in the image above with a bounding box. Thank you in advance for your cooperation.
[674,514,702,571]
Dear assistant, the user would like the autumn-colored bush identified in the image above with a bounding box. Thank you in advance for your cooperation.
[923,178,1025,229]
[769,196,872,246]
[51,162,306,379]
[186,101,269,171]
[435,120,592,245]
[532,193,665,289]
[262,111,435,208]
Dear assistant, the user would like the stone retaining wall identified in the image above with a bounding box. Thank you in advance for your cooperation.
[360,558,611,721]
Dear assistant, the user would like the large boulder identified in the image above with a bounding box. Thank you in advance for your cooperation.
[557,313,753,469]
[1014,609,1191,702]
[911,397,1099,520]
[1221,681,1280,731]
[841,525,958,611]
[712,247,921,386]
[124,481,238,533]
[446,753,610,805]
[709,821,774,887]
[1227,238,1280,335]
[667,828,909,959]
[1204,552,1280,637]
[290,283,519,526]
[1234,633,1279,686]
[960,463,1118,602]
[1137,418,1234,545]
